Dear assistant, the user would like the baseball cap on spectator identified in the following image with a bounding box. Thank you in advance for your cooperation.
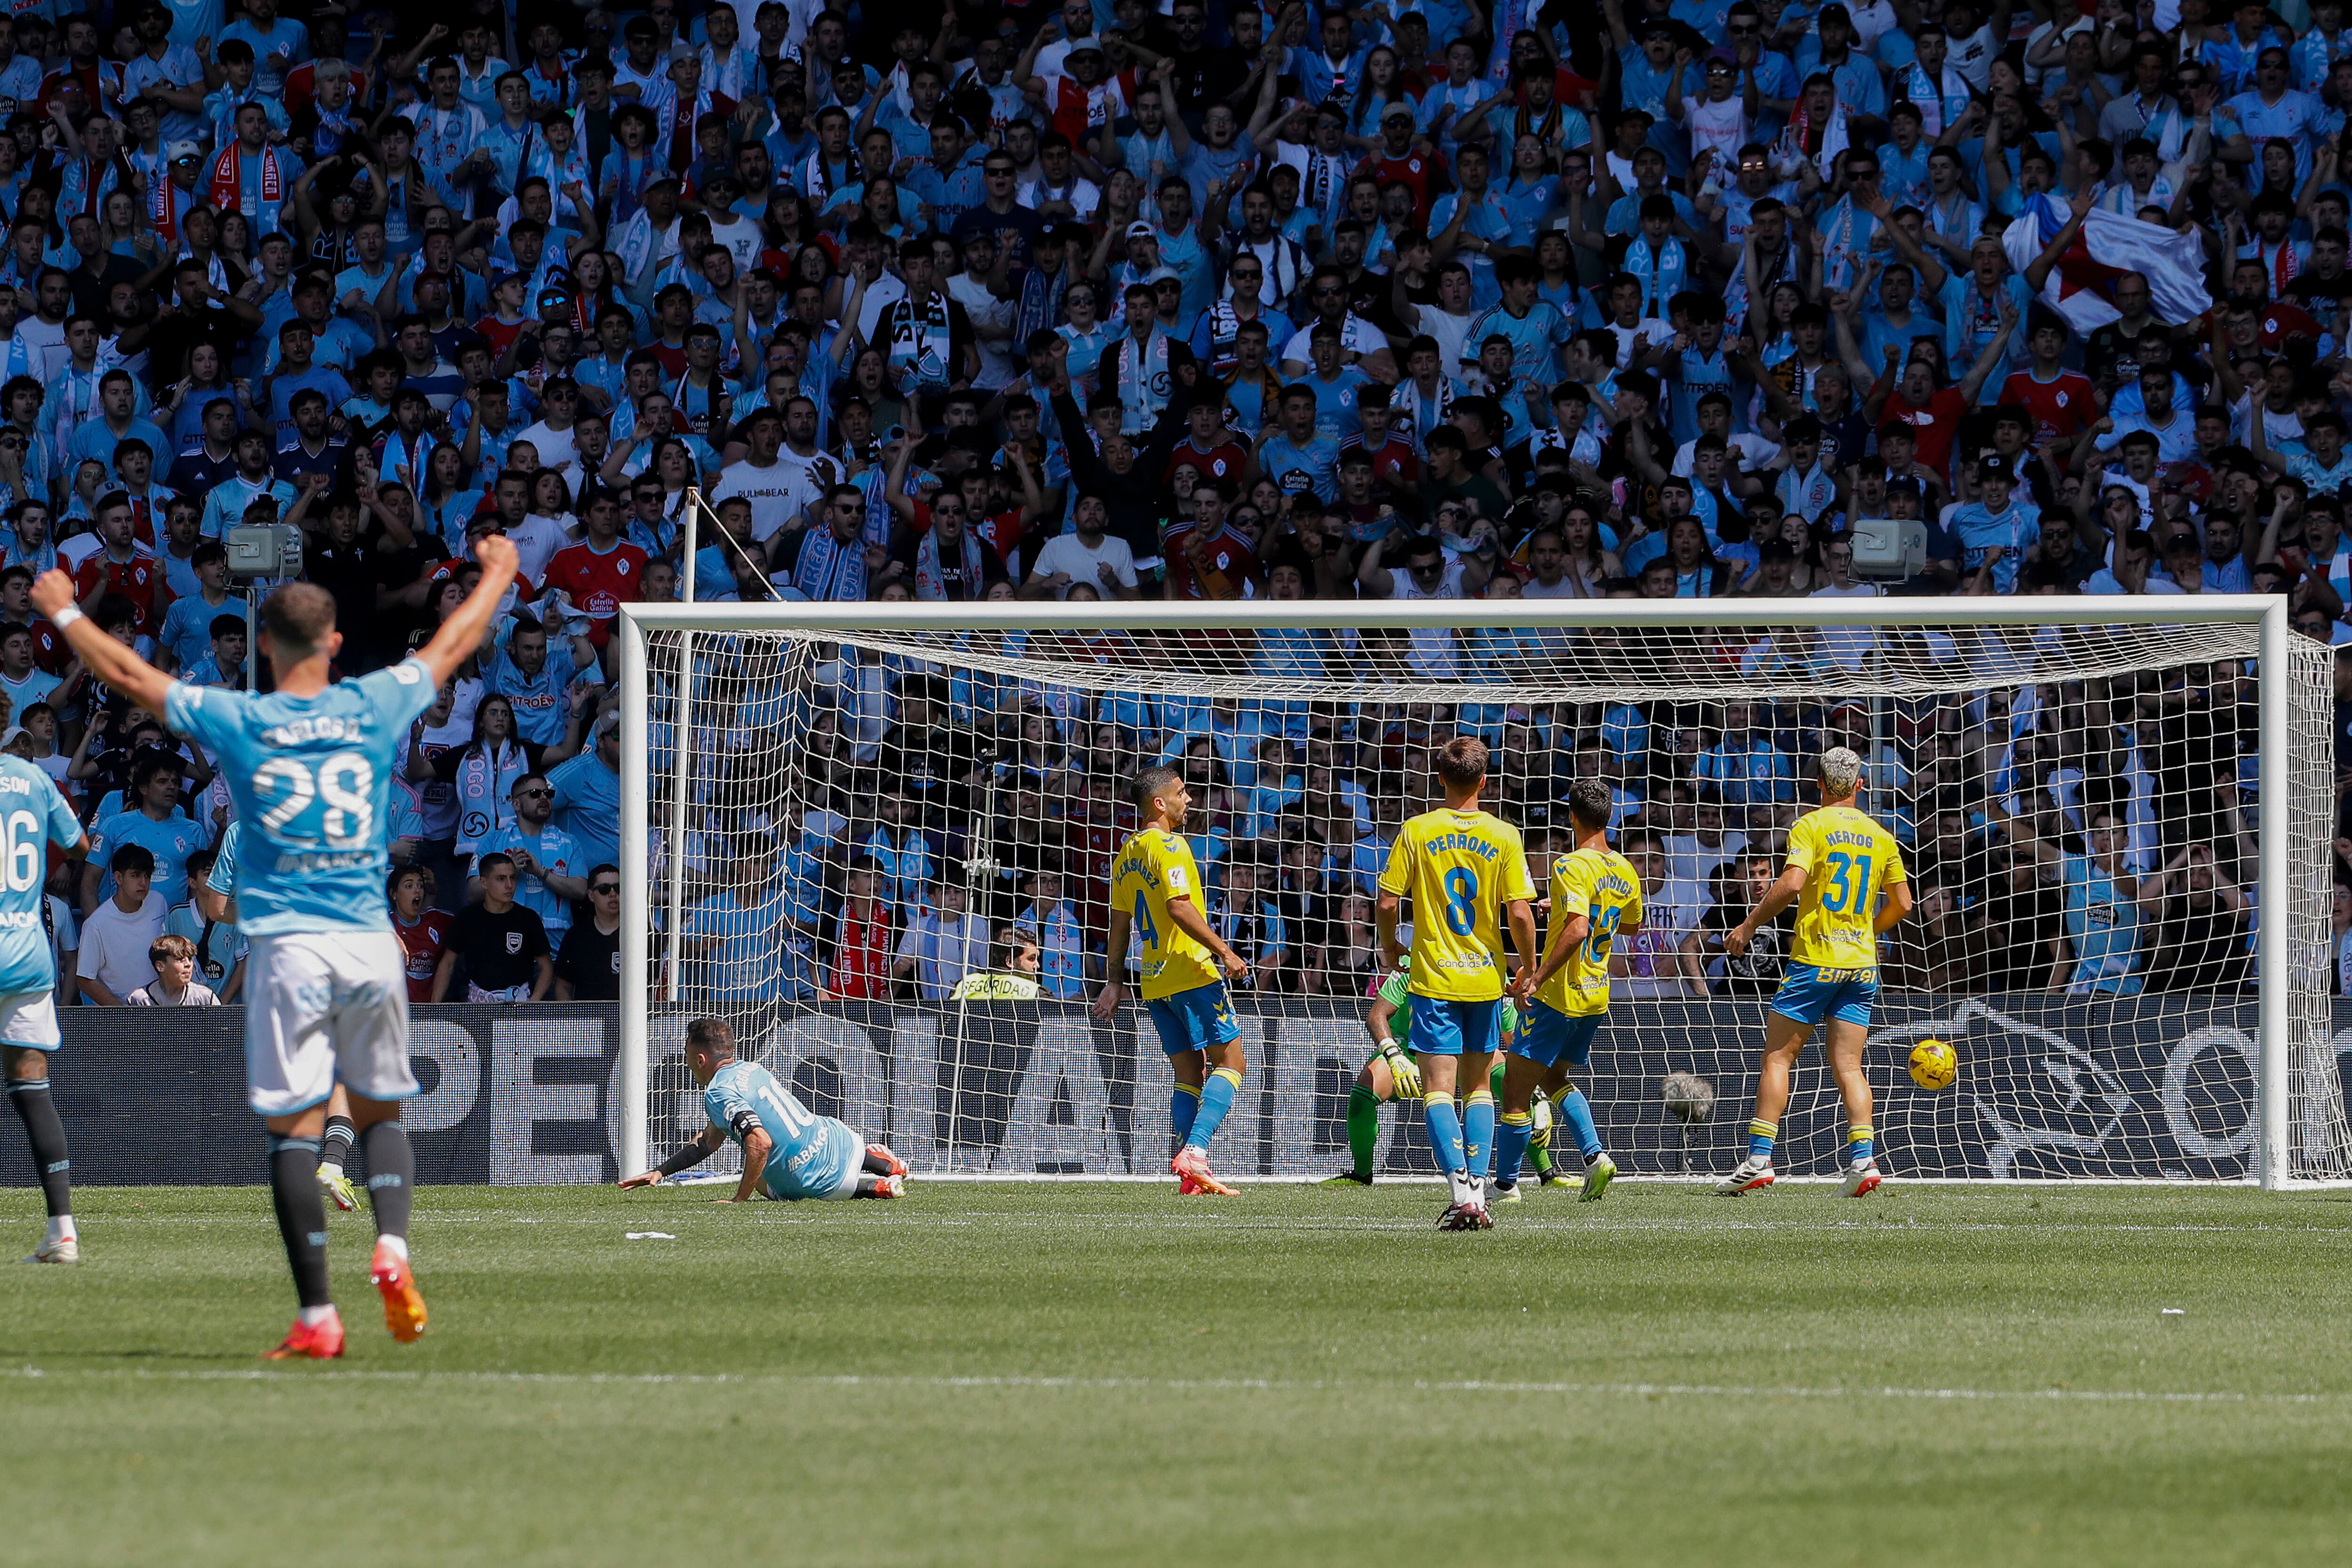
[1382,103,1415,123]
[1067,41,1105,57]
[167,140,201,162]
[1979,454,2014,482]
[1125,220,1155,240]
[1817,2,1853,22]
[538,285,573,310]
[490,271,524,294]
[1637,16,1675,36]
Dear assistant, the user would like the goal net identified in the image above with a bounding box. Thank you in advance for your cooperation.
[617,599,2352,1188]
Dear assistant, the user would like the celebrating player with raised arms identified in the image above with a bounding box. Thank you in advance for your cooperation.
[1507,777,1642,1205]
[32,537,521,1359]
[1094,766,1253,1196]
[0,743,87,1263]
[1375,736,1539,1230]
[620,1017,907,1202]
[1716,747,1914,1197]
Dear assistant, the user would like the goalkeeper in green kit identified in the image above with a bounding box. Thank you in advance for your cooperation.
[1324,956,1568,1192]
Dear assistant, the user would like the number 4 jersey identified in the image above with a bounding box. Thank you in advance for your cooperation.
[1538,845,1644,1019]
[1783,804,1908,970]
[0,755,83,996]
[165,658,442,937]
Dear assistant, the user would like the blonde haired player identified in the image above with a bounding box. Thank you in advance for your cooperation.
[1375,736,1539,1230]
[1717,747,1914,1196]
[1095,766,1253,1195]
[1506,777,1642,1203]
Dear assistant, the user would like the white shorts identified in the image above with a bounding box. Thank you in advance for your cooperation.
[0,990,59,1051]
[243,931,416,1117]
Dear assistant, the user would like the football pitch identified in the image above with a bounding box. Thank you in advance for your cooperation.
[4,1182,2350,1567]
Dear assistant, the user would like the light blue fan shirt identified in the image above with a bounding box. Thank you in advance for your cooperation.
[0,756,83,997]
[703,1059,858,1200]
[164,659,441,937]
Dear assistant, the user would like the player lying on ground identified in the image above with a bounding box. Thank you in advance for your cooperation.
[1325,959,1572,1192]
[1375,736,1539,1231]
[620,1017,906,1201]
[1507,777,1640,1205]
[32,537,521,1358]
[1717,747,1914,1198]
[196,819,364,1216]
[1095,766,1253,1196]
[2,743,87,1263]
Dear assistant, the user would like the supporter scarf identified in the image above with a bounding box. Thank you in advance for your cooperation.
[791,522,868,601]
[1014,262,1068,349]
[1776,95,1849,180]
[454,739,526,856]
[915,524,986,601]
[886,288,954,398]
[149,178,193,244]
[1203,299,1255,373]
[1110,325,1172,434]
[2267,237,2302,295]
[207,142,281,216]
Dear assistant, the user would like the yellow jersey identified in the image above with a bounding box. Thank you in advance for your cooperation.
[1784,804,1909,969]
[1378,807,1536,1001]
[1539,845,1644,1018]
[1110,828,1222,1000]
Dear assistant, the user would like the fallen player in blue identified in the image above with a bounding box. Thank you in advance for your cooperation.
[620,1017,906,1201]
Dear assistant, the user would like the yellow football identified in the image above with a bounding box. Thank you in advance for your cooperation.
[1909,1038,1958,1091]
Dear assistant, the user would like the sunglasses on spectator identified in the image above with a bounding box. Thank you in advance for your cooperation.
[591,882,620,895]
[517,787,553,798]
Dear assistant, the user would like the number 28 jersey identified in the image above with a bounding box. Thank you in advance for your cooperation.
[165,658,441,937]
[1109,828,1221,1001]
[1379,807,1536,1002]
[1540,845,1643,1019]
[1783,804,1908,969]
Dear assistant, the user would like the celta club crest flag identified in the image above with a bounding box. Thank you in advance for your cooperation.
[2002,199,2212,334]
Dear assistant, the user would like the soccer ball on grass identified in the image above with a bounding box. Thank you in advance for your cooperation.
[1908,1038,1958,1091]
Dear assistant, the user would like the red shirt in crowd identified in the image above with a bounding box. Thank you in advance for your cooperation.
[1999,366,2099,457]
[395,911,455,1003]
[542,538,651,649]
[72,546,162,633]
[830,900,893,999]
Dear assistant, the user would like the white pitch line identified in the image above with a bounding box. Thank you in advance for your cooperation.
[3,1365,2344,1407]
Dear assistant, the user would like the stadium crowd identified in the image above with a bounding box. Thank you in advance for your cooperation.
[0,0,2344,1010]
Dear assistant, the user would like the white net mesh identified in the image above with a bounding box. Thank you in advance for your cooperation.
[633,607,2350,1185]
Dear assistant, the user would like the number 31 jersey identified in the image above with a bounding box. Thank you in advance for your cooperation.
[165,658,441,937]
[1783,804,1908,969]
[0,755,83,996]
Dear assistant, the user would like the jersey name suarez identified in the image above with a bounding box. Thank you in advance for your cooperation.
[702,1058,854,1198]
[1378,807,1536,1002]
[0,756,82,996]
[1109,827,1222,1001]
[165,658,441,937]
[1540,845,1644,1018]
[1784,804,1908,968]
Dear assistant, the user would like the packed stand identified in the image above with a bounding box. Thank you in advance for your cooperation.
[0,0,2334,1008]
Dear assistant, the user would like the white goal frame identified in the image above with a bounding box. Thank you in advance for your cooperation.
[614,594,2329,1188]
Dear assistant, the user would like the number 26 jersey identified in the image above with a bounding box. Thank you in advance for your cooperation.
[165,658,442,937]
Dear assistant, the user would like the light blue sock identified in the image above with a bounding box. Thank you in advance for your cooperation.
[1849,1125,1875,1165]
[1171,1082,1200,1147]
[1422,1092,1465,1174]
[1557,1087,1604,1161]
[1748,1118,1777,1161]
[1494,1111,1534,1188]
[1184,1068,1241,1153]
[1462,1092,1496,1179]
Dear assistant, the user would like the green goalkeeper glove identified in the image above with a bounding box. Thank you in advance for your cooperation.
[1379,1043,1423,1101]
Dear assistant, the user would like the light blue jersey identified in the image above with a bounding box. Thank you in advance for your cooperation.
[164,658,441,937]
[702,1058,860,1200]
[88,809,208,907]
[0,757,82,996]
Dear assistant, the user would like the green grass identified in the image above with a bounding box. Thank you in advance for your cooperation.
[5,1181,2352,1568]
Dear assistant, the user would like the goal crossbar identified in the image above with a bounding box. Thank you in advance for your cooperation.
[615,596,2327,1188]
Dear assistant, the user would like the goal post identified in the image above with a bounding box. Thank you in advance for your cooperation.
[616,596,2349,1189]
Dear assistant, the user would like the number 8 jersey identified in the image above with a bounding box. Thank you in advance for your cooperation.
[1782,803,1908,970]
[164,659,442,936]
[1378,806,1536,1002]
